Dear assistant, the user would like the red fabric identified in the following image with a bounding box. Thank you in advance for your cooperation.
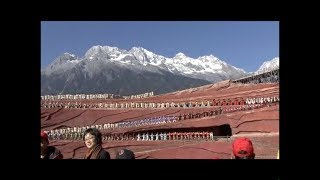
[41,131,49,142]
[232,137,254,157]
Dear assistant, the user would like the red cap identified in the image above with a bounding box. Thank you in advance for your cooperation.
[41,131,49,142]
[232,137,254,157]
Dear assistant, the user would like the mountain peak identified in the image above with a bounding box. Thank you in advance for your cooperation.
[269,57,279,63]
[104,45,120,51]
[44,45,248,82]
[130,46,151,54]
[129,47,156,63]
[88,45,120,52]
[63,52,76,57]
[84,45,122,59]
[56,52,77,62]
[198,54,219,61]
[255,57,279,74]
[174,52,187,59]
[203,54,217,59]
[44,52,79,75]
[131,46,144,50]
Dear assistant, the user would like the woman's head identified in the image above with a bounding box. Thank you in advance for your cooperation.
[83,128,102,149]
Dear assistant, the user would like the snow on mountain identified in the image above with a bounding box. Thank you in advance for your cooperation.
[255,57,279,74]
[165,53,247,81]
[84,45,128,60]
[42,45,248,82]
[43,53,80,75]
[128,47,167,66]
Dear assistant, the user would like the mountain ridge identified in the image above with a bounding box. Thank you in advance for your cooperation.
[41,45,278,95]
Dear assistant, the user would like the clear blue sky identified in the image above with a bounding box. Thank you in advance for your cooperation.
[41,21,279,72]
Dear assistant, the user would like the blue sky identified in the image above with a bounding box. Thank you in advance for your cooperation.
[41,21,279,72]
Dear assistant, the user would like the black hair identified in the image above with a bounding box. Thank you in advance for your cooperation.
[83,128,102,145]
[235,156,253,159]
[234,150,255,159]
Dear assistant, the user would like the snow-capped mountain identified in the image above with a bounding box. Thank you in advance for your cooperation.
[43,53,80,75]
[255,57,279,74]
[43,45,247,81]
[41,45,250,95]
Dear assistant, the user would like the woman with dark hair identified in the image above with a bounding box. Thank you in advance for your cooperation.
[83,128,110,159]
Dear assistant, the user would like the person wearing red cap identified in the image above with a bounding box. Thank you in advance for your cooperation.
[41,131,63,159]
[115,149,135,159]
[232,137,255,159]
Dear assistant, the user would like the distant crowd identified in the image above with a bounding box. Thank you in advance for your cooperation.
[232,68,279,84]
[43,97,279,142]
[41,96,279,109]
[41,92,154,101]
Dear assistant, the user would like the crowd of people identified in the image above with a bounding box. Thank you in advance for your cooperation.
[41,129,278,159]
[41,129,134,159]
[44,115,177,141]
[41,95,279,109]
[43,97,279,142]
[232,68,279,84]
[41,69,279,159]
[41,92,154,101]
